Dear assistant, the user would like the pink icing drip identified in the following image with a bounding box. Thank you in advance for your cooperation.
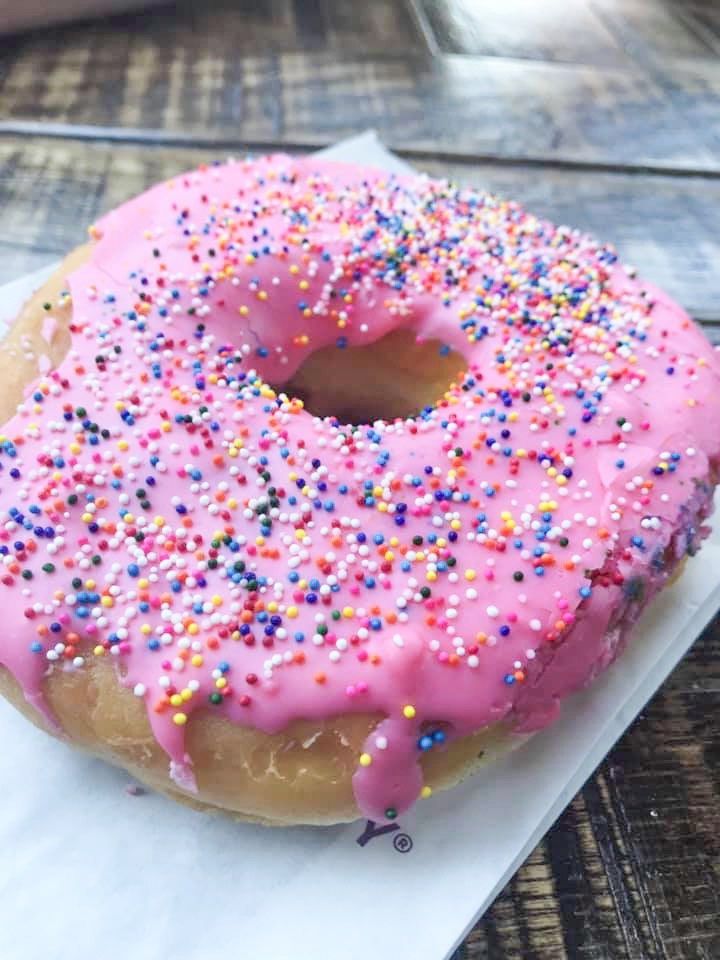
[0,154,718,822]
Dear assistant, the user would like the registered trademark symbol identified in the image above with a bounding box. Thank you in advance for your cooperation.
[393,832,413,854]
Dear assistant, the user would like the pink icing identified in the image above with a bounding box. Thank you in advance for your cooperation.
[0,154,719,822]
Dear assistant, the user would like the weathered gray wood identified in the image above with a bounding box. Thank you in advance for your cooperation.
[0,136,717,326]
[0,0,719,169]
[419,0,626,63]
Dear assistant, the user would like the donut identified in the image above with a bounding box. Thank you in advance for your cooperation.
[0,155,718,826]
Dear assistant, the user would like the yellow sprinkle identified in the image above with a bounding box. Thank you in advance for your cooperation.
[359,753,372,767]
[101,596,113,607]
[342,606,353,618]
[402,704,416,719]
[464,569,476,581]
[173,713,187,726]
[170,694,182,707]
[180,688,193,702]
[215,678,227,689]
[191,655,203,667]
[140,624,151,635]
[420,786,433,799]
[287,606,298,619]
[187,623,199,635]
[93,645,104,657]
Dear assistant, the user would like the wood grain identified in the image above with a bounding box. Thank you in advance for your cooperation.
[420,0,720,67]
[0,0,719,169]
[0,136,717,329]
[419,0,626,63]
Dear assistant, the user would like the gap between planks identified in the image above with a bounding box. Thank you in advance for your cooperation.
[1,120,720,181]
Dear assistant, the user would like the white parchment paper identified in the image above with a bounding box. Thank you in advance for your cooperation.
[1,132,718,960]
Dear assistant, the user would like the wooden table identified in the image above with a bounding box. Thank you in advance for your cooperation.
[0,1,718,956]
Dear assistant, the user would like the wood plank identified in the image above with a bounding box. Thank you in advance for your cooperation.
[590,0,720,62]
[419,0,720,66]
[1,11,720,169]
[278,52,720,169]
[418,0,628,64]
[0,136,716,327]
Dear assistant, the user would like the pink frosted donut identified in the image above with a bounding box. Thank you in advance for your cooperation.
[0,154,718,825]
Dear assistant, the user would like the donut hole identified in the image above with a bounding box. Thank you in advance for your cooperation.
[278,329,467,425]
